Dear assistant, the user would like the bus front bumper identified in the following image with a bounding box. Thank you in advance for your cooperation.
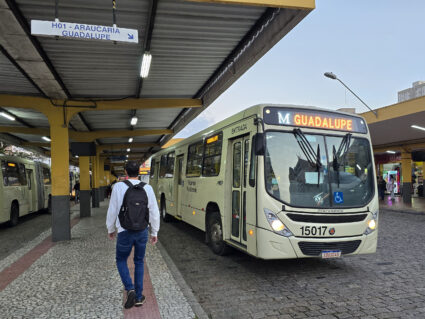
[256,227,378,260]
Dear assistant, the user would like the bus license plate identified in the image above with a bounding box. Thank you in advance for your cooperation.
[321,250,341,259]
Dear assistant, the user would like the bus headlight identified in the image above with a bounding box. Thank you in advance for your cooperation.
[364,211,378,235]
[264,208,293,237]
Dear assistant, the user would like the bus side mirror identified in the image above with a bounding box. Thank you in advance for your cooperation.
[254,133,265,156]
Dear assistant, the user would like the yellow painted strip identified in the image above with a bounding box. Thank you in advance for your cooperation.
[0,126,49,135]
[186,0,315,9]
[361,95,425,124]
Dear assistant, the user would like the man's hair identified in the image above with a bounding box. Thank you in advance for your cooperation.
[125,161,140,177]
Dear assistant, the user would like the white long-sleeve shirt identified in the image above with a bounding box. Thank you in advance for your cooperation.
[106,179,160,236]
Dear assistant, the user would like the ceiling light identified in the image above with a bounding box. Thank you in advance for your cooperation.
[386,150,396,154]
[42,136,51,142]
[127,148,130,152]
[411,125,425,132]
[126,155,129,158]
[75,155,79,158]
[130,116,138,126]
[140,52,152,78]
[128,137,133,143]
[0,112,15,121]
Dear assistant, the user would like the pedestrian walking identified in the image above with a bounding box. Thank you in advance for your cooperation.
[106,161,160,309]
[73,181,80,203]
[378,176,386,200]
[388,175,396,200]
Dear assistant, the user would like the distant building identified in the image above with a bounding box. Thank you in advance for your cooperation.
[398,81,425,102]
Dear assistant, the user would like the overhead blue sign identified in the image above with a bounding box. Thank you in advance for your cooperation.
[31,20,138,44]
[333,192,344,204]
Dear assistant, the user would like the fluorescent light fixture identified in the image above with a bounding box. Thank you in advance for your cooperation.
[386,150,396,154]
[130,116,138,126]
[42,136,51,142]
[128,137,133,143]
[140,52,152,78]
[0,112,15,121]
[411,124,425,132]
[356,164,361,170]
[127,148,130,152]
[75,155,79,158]
[126,155,129,158]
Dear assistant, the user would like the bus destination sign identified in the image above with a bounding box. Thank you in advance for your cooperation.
[263,107,367,133]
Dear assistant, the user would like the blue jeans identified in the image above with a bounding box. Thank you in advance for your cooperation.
[116,228,148,300]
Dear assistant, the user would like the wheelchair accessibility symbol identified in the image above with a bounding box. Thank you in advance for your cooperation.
[334,192,344,204]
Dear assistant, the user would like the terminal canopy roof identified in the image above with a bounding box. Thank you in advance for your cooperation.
[0,0,314,166]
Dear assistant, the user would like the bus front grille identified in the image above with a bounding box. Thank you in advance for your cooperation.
[298,240,361,256]
[287,213,367,223]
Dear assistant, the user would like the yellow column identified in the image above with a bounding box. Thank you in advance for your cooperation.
[79,156,91,217]
[379,164,384,177]
[401,151,412,203]
[48,109,70,241]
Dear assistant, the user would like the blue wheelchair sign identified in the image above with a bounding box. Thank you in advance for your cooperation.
[334,192,344,204]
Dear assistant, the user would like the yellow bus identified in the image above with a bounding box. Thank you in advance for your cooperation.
[150,104,378,259]
[0,155,52,226]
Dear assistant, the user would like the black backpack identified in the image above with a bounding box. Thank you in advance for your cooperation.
[118,180,149,231]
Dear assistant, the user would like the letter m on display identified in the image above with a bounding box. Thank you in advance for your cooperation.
[278,112,291,124]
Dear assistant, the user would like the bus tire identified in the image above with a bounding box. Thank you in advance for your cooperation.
[161,197,173,223]
[10,202,19,227]
[207,212,231,256]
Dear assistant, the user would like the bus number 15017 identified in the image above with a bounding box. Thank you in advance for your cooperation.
[300,226,328,236]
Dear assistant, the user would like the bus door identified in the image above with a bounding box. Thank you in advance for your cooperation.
[27,169,37,211]
[230,136,250,246]
[175,155,184,218]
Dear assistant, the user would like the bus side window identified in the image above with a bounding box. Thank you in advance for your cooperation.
[1,161,8,186]
[150,161,155,178]
[249,136,256,187]
[166,152,175,178]
[43,167,51,185]
[202,132,223,177]
[186,141,203,177]
[18,163,27,186]
[159,154,167,178]
[3,161,21,186]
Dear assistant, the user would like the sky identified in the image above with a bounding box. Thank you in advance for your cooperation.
[176,0,425,138]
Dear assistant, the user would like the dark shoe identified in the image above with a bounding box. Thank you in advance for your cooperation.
[124,290,136,309]
[135,295,146,307]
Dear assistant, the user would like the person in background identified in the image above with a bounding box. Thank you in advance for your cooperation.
[388,175,396,200]
[73,181,80,203]
[378,176,386,200]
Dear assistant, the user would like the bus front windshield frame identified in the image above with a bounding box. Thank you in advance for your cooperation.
[264,130,375,209]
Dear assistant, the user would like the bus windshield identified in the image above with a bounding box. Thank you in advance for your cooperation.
[265,131,374,208]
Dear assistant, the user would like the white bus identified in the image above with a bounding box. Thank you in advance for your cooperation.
[150,104,378,259]
[0,155,52,226]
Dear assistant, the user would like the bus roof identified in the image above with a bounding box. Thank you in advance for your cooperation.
[152,103,367,158]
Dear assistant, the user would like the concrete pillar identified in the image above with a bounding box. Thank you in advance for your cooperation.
[79,156,91,218]
[98,157,105,202]
[91,155,99,208]
[48,110,70,242]
[401,151,412,203]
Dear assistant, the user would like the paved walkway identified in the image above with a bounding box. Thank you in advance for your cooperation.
[0,200,207,319]
[380,195,425,214]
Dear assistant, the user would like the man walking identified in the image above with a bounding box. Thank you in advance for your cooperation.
[106,161,160,309]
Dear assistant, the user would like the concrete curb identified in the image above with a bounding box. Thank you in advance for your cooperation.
[157,241,210,319]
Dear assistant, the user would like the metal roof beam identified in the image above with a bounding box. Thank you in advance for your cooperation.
[71,129,172,142]
[186,0,315,9]
[0,95,202,119]
[98,143,158,151]
[0,126,49,135]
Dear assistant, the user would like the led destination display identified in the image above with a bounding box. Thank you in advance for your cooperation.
[263,107,367,133]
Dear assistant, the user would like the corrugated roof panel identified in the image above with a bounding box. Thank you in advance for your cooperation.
[0,52,41,95]
[16,0,149,97]
[3,107,49,128]
[141,0,265,97]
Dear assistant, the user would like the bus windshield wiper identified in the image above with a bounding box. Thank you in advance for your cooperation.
[293,128,322,186]
[332,133,352,187]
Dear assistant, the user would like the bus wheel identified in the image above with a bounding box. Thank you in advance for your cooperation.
[207,212,231,256]
[10,202,19,227]
[161,198,172,223]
